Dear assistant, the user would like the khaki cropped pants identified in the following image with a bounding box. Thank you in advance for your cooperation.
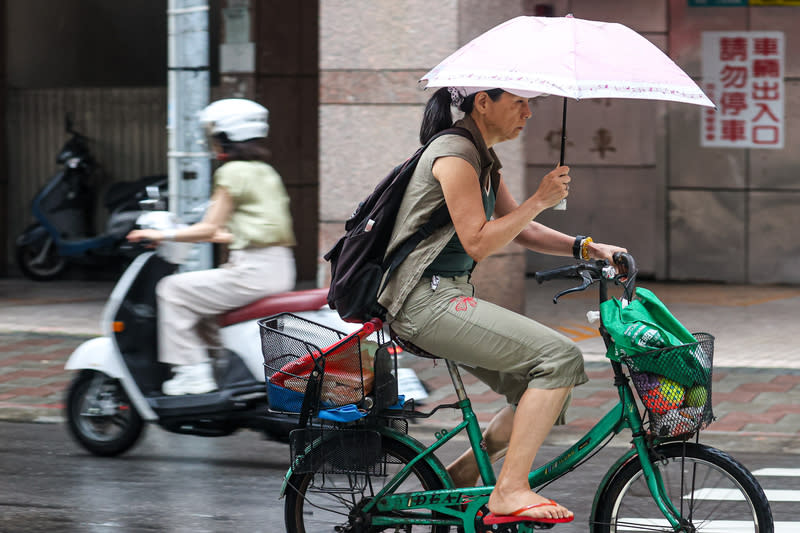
[156,246,295,366]
[389,275,588,406]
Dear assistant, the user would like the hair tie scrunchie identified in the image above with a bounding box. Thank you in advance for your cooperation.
[448,87,464,107]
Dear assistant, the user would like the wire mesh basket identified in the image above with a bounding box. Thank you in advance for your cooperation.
[259,313,373,414]
[289,416,409,482]
[621,332,715,438]
[289,426,384,476]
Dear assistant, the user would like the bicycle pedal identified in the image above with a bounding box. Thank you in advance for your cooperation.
[474,504,518,533]
[474,503,558,532]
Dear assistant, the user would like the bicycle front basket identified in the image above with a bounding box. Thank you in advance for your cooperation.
[622,332,715,438]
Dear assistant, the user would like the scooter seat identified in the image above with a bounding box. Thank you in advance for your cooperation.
[218,288,330,327]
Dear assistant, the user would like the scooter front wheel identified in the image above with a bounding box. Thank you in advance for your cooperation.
[16,236,67,281]
[66,370,145,457]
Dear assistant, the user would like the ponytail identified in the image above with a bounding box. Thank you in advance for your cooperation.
[419,87,506,144]
[419,87,454,144]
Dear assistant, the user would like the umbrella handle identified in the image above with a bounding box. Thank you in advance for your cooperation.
[559,97,567,166]
[553,97,568,210]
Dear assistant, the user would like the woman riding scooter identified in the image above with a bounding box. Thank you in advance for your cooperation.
[127,98,296,395]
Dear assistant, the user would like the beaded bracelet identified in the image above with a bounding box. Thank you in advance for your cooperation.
[580,237,594,260]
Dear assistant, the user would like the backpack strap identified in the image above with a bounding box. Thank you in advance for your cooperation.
[378,127,475,294]
[380,202,450,290]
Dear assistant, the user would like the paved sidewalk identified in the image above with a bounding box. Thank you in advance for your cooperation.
[1,276,799,453]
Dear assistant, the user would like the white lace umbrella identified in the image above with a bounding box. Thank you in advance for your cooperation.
[420,14,714,207]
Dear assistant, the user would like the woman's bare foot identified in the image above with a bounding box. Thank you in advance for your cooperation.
[487,486,573,521]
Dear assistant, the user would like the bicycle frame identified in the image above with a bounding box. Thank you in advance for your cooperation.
[282,257,689,531]
[359,364,683,531]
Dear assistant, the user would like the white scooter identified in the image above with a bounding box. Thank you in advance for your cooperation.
[63,198,365,457]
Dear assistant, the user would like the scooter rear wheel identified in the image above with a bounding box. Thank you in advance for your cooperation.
[16,237,67,281]
[66,370,145,457]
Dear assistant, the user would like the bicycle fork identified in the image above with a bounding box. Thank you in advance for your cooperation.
[618,369,687,530]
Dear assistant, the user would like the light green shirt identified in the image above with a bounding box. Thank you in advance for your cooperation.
[214,161,296,250]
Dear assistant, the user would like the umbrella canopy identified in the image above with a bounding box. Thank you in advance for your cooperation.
[420,15,713,208]
[420,15,714,108]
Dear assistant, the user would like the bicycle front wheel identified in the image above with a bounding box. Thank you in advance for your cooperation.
[593,441,772,532]
[284,433,450,533]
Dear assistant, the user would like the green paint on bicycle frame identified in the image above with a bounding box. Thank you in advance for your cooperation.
[362,398,494,513]
[278,424,452,498]
[283,379,687,530]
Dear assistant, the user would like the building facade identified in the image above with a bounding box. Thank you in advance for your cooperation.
[3,0,799,314]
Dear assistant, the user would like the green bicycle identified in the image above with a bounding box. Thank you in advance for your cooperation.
[259,253,773,532]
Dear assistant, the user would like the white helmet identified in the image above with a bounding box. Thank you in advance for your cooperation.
[198,98,269,142]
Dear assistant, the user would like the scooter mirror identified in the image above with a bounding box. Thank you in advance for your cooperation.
[138,198,160,210]
[140,186,166,211]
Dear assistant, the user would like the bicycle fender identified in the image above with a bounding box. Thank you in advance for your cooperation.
[376,426,453,487]
[589,439,695,532]
[590,445,640,531]
[279,425,453,498]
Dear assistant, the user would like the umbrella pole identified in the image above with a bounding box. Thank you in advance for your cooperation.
[559,97,567,165]
[553,97,568,210]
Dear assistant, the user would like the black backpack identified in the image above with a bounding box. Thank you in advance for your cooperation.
[324,127,474,323]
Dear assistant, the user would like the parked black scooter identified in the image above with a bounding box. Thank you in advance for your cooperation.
[15,114,167,280]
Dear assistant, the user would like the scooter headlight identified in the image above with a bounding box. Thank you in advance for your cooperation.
[67,157,81,169]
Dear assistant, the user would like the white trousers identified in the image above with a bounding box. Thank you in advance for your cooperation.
[156,246,295,366]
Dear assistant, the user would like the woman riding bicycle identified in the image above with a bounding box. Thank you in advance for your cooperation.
[379,86,626,524]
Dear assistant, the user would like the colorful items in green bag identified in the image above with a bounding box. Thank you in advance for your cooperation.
[641,376,685,415]
[600,287,710,387]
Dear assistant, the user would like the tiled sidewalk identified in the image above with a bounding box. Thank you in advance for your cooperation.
[0,332,86,421]
[404,355,800,438]
[2,276,800,453]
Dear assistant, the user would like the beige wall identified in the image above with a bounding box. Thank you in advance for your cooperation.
[318,0,529,310]
[318,0,800,318]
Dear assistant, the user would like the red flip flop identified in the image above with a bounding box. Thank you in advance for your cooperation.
[483,499,574,525]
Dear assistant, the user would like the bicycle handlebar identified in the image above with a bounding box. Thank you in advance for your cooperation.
[533,262,588,283]
[534,252,638,303]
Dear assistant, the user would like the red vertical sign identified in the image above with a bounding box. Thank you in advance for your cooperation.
[701,32,784,149]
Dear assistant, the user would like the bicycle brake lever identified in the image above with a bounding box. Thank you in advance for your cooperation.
[552,271,593,303]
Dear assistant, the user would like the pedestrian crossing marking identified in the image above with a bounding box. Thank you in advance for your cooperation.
[688,488,800,502]
[752,468,800,477]
[619,519,796,532]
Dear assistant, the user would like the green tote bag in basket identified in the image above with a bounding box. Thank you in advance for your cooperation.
[600,287,710,387]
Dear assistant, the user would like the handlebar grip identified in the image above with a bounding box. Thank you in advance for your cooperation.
[612,252,637,276]
[534,263,583,283]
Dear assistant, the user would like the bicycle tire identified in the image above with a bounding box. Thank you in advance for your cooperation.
[284,433,450,533]
[593,441,773,532]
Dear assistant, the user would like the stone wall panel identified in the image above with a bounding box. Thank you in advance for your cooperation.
[668,190,745,282]
[749,192,800,284]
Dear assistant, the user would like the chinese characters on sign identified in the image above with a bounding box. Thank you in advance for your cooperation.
[701,32,784,149]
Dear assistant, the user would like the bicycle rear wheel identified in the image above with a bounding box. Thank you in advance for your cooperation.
[284,433,450,532]
[593,441,772,532]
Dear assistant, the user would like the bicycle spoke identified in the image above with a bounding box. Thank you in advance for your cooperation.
[593,443,770,532]
[284,436,448,532]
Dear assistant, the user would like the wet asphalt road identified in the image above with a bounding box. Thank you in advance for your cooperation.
[1,421,794,533]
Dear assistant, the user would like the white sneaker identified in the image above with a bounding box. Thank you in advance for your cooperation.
[162,362,218,395]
